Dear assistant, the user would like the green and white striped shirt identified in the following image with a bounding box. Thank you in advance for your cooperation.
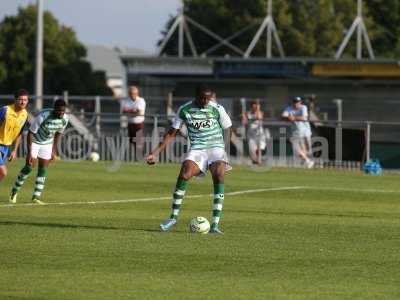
[30,109,69,145]
[172,101,232,150]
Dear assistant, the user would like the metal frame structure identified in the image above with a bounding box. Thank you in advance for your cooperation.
[335,0,375,60]
[157,1,243,57]
[244,0,284,58]
[201,23,259,57]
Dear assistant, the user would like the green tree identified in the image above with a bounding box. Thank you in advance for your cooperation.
[0,5,112,95]
[159,0,394,58]
[364,0,400,58]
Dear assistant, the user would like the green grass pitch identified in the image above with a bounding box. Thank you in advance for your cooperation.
[0,159,399,299]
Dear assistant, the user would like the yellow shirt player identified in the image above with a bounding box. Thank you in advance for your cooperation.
[0,89,29,182]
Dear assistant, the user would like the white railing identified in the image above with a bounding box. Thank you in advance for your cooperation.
[12,118,396,171]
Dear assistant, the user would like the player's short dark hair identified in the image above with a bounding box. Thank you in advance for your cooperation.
[54,99,67,108]
[196,85,212,98]
[14,89,29,99]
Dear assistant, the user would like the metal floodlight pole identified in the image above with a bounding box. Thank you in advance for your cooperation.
[183,18,198,57]
[361,21,375,59]
[157,15,181,56]
[178,10,184,57]
[335,0,375,60]
[244,0,284,58]
[266,0,272,57]
[271,20,285,58]
[355,0,364,59]
[245,17,269,57]
[34,0,44,110]
[335,18,360,58]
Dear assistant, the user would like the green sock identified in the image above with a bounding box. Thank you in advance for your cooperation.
[11,165,32,195]
[212,183,224,226]
[170,178,188,220]
[32,166,48,200]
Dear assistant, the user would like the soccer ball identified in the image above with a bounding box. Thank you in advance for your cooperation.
[89,152,100,162]
[189,216,210,234]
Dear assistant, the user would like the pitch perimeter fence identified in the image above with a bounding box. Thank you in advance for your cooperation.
[2,94,400,169]
[9,116,400,171]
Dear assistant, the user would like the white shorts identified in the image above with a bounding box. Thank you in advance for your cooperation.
[31,142,53,160]
[290,136,312,155]
[185,148,232,175]
[248,138,266,152]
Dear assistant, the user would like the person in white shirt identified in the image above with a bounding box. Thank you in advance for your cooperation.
[282,96,314,168]
[120,86,146,154]
[241,100,267,165]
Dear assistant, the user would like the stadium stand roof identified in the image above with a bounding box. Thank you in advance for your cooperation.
[85,45,127,78]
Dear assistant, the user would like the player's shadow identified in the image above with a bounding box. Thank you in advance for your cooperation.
[0,220,163,232]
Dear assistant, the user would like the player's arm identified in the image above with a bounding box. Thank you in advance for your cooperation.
[27,113,43,164]
[224,126,232,148]
[146,128,178,164]
[135,109,144,116]
[9,119,29,162]
[52,132,62,160]
[122,106,137,114]
[281,109,295,122]
[292,106,308,121]
[137,101,145,117]
[126,101,145,116]
[255,105,264,120]
[240,112,248,125]
[281,109,289,120]
[8,135,21,162]
[291,115,306,121]
[146,105,183,164]
[26,131,34,165]
[52,118,68,161]
[127,108,143,116]
[255,111,264,120]
[218,104,233,142]
[121,100,135,114]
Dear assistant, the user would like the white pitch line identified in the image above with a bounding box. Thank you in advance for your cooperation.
[0,186,304,208]
[303,186,400,194]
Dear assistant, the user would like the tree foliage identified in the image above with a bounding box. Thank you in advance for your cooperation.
[0,5,112,95]
[159,0,399,58]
